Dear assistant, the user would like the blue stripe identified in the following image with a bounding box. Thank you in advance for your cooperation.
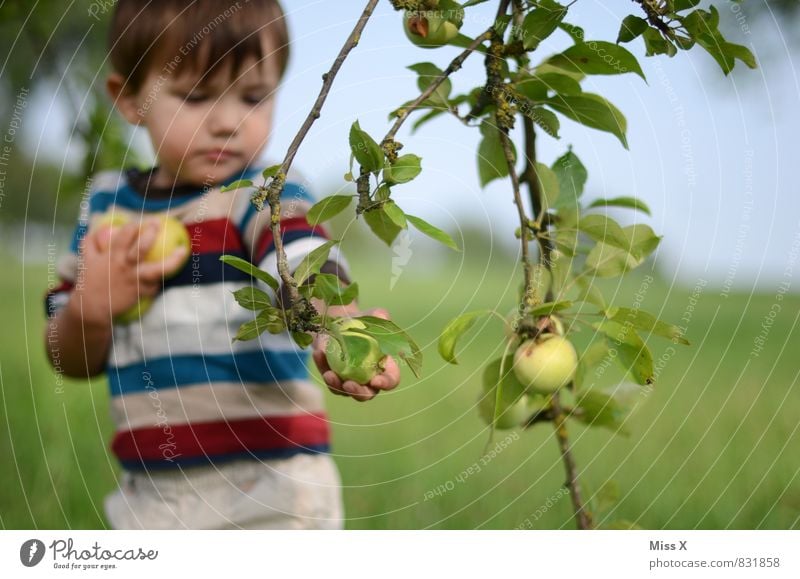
[119,444,330,471]
[239,181,317,234]
[108,349,310,396]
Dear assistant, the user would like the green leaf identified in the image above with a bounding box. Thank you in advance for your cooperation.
[575,340,610,390]
[293,240,339,285]
[261,164,281,180]
[552,149,587,208]
[232,286,272,311]
[546,93,628,149]
[535,162,561,211]
[617,15,648,43]
[723,42,757,69]
[585,223,661,277]
[312,273,359,306]
[356,315,423,378]
[559,22,585,44]
[526,106,560,139]
[577,214,630,250]
[515,71,583,100]
[529,300,573,316]
[220,255,279,292]
[364,206,403,246]
[594,321,655,385]
[482,355,528,431]
[477,119,516,187]
[349,120,384,172]
[680,7,755,74]
[438,310,492,364]
[529,264,552,306]
[292,331,314,348]
[220,179,253,193]
[520,1,567,50]
[406,214,459,251]
[307,195,353,225]
[670,0,701,12]
[383,200,408,229]
[593,480,621,513]
[384,154,422,185]
[234,307,286,341]
[642,27,677,57]
[587,196,651,215]
[408,63,452,108]
[547,41,646,81]
[574,387,631,433]
[605,307,689,345]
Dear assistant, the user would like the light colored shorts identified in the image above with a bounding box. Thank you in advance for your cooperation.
[103,452,344,530]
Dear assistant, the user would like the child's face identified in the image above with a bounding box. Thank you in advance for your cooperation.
[111,40,280,187]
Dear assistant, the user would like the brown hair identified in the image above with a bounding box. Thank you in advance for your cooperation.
[108,0,290,94]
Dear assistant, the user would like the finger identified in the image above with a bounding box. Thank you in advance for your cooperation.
[365,307,390,320]
[137,245,189,282]
[341,381,379,402]
[369,356,401,390]
[322,370,348,396]
[312,348,331,375]
[92,225,114,253]
[128,219,160,263]
[109,223,140,255]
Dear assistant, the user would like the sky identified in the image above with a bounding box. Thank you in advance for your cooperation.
[22,0,800,290]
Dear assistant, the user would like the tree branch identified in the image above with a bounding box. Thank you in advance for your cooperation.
[250,0,380,327]
[551,392,594,530]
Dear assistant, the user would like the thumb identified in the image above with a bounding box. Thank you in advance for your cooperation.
[365,307,390,320]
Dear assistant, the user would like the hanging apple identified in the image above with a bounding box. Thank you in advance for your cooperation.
[512,334,578,394]
[403,0,464,48]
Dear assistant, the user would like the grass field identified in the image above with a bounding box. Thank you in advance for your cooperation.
[1,240,799,530]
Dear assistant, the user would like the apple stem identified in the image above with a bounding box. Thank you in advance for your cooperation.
[551,392,595,530]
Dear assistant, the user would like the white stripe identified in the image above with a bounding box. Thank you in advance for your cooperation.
[109,281,301,368]
[110,379,326,430]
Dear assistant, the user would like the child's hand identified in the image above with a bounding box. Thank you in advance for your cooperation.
[311,308,401,402]
[73,219,189,326]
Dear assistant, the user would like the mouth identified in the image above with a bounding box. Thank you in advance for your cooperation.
[200,149,240,162]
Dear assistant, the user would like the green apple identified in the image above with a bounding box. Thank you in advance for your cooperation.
[403,0,463,48]
[115,296,154,325]
[478,389,528,429]
[513,334,578,394]
[144,215,191,278]
[325,320,386,384]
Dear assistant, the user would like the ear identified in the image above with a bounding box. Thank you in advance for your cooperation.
[106,73,143,125]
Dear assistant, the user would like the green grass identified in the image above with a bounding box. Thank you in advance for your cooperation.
[2,247,799,529]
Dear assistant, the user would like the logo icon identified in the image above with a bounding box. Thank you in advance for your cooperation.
[20,539,45,567]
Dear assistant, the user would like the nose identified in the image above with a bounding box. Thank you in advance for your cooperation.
[207,98,240,137]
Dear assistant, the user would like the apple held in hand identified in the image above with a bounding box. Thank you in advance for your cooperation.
[144,215,191,278]
[513,334,578,394]
[325,320,387,384]
[403,0,464,48]
[93,212,190,324]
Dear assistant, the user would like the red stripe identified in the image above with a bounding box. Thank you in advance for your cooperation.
[187,218,243,254]
[46,280,75,296]
[111,413,329,462]
[253,217,328,263]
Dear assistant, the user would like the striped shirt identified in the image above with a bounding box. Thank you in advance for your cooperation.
[45,165,347,471]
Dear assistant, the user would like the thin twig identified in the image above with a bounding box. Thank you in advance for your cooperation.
[551,392,594,529]
[252,0,379,323]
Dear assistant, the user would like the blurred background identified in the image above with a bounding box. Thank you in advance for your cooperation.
[0,0,798,529]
